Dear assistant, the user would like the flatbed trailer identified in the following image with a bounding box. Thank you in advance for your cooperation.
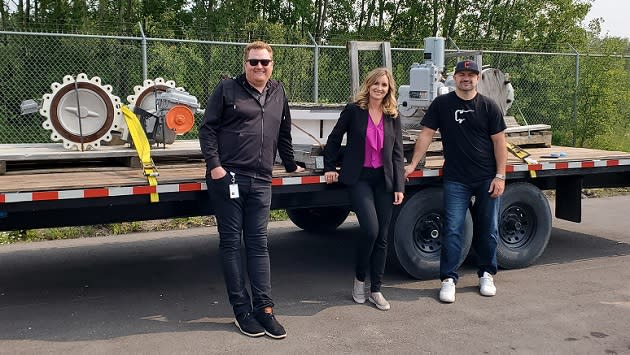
[1,141,629,279]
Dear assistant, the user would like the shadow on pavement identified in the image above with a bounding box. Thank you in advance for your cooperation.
[0,220,628,342]
[535,227,630,265]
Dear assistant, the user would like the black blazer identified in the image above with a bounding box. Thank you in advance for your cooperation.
[323,103,405,193]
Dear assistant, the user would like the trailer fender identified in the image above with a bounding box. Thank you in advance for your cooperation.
[497,182,552,269]
[287,206,350,232]
[393,187,473,279]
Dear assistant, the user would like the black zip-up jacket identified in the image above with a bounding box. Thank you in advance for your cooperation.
[199,74,298,182]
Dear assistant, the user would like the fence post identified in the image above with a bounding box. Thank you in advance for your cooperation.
[139,22,148,82]
[568,43,579,147]
[308,33,319,103]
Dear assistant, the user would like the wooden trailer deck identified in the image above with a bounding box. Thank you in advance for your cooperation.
[0,142,629,194]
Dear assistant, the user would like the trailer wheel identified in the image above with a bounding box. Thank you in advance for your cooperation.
[393,188,473,279]
[287,206,350,232]
[497,182,552,269]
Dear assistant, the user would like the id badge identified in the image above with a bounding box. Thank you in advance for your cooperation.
[229,184,239,199]
[228,172,239,199]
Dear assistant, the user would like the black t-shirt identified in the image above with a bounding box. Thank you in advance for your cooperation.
[421,91,506,183]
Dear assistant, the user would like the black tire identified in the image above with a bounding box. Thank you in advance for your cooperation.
[286,206,350,232]
[497,182,552,269]
[393,187,473,279]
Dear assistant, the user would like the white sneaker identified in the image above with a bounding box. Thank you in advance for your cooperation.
[479,272,497,296]
[352,278,366,303]
[368,292,391,311]
[439,278,456,303]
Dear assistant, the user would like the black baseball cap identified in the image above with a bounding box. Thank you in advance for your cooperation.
[454,60,480,74]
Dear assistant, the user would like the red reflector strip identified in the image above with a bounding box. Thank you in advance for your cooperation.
[0,194,5,203]
[84,188,109,198]
[607,160,619,167]
[179,183,202,192]
[556,162,569,169]
[133,186,156,195]
[32,191,59,201]
[407,169,442,179]
[302,176,322,184]
[582,161,595,168]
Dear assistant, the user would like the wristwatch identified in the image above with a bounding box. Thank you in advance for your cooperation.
[495,173,506,180]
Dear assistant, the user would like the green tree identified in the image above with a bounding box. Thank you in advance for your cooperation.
[575,36,630,149]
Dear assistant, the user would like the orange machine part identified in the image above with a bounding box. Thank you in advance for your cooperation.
[165,105,195,134]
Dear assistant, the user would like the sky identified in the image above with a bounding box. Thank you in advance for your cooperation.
[583,0,630,38]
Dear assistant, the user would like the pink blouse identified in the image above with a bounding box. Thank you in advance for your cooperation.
[364,114,384,168]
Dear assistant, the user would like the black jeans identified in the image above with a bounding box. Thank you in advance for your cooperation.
[207,173,273,316]
[348,167,393,293]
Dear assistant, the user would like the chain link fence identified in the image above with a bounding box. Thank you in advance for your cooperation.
[0,31,627,146]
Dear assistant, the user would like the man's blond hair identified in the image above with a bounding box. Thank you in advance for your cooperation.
[243,41,273,61]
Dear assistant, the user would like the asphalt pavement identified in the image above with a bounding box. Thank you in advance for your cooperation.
[0,195,629,354]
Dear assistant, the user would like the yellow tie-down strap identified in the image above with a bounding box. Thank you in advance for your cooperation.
[506,142,537,178]
[121,105,159,202]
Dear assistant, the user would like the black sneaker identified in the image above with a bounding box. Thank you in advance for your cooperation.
[235,312,265,337]
[255,311,287,339]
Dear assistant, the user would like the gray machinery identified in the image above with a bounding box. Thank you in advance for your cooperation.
[22,75,200,150]
[126,78,200,146]
[397,37,515,129]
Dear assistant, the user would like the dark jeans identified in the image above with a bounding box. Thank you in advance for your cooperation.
[207,173,273,316]
[348,167,394,293]
[441,179,499,283]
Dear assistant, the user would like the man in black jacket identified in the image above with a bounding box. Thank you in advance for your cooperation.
[199,41,304,339]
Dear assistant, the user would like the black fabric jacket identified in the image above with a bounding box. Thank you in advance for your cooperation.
[323,103,405,193]
[199,74,298,182]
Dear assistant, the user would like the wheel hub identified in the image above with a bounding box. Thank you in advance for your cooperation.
[500,205,535,248]
[413,212,443,254]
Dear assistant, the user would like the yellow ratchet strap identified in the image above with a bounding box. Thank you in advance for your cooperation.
[506,142,537,178]
[121,105,160,202]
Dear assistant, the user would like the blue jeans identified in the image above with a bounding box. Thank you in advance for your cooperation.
[207,173,273,316]
[441,179,499,283]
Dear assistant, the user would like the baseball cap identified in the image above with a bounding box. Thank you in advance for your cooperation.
[454,60,480,74]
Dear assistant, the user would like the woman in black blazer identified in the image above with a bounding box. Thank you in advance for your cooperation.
[323,67,404,311]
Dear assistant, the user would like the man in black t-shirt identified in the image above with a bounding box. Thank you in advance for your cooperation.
[404,60,507,303]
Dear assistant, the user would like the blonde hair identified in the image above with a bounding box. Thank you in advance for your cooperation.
[354,67,398,117]
[243,41,273,61]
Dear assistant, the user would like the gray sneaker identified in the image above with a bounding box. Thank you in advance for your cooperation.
[352,278,366,303]
[439,278,456,303]
[368,292,391,311]
[479,272,497,296]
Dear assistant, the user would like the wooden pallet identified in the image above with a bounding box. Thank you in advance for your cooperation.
[504,116,552,147]
[0,140,204,175]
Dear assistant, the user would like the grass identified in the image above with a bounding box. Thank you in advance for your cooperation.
[543,187,630,199]
[0,210,289,245]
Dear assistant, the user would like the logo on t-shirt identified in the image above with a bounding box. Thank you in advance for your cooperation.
[454,109,474,124]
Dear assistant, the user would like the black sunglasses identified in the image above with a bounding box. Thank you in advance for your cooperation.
[246,59,272,67]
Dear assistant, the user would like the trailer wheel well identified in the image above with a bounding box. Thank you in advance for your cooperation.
[287,206,350,232]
